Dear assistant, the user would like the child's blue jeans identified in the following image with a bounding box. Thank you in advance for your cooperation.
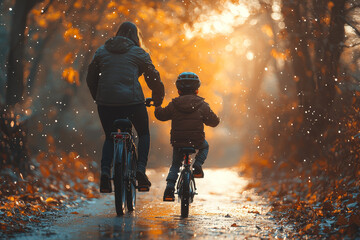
[166,140,209,188]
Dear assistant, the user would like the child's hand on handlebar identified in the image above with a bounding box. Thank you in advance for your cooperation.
[145,98,154,107]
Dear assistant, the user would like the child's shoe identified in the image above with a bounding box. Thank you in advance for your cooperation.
[163,186,175,201]
[193,164,204,178]
[100,174,112,193]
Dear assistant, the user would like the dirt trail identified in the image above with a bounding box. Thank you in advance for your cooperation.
[14,168,291,239]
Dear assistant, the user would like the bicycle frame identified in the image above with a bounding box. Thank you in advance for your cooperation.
[111,132,137,180]
[109,99,153,216]
[111,130,138,215]
[176,152,197,201]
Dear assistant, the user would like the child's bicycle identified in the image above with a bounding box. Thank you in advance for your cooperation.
[175,147,198,218]
[110,98,154,216]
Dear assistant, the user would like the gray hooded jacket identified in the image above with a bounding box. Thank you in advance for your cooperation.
[86,36,164,106]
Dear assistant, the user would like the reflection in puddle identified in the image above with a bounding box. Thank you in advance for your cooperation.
[128,168,282,239]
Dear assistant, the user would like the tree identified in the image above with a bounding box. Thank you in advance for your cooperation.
[0,0,46,173]
[279,0,348,161]
[6,0,44,106]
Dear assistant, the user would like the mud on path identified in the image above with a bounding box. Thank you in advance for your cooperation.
[13,168,291,239]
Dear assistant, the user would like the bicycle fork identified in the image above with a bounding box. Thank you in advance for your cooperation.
[176,154,198,202]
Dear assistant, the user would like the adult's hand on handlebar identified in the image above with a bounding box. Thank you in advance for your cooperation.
[145,98,154,107]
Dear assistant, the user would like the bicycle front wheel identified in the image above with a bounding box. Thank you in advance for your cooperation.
[181,171,190,218]
[114,162,126,216]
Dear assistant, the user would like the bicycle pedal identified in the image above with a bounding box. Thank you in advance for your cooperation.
[137,186,150,192]
[193,174,204,178]
[163,197,175,202]
[100,189,112,193]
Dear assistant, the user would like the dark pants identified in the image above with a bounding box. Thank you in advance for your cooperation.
[97,104,150,176]
[166,140,209,188]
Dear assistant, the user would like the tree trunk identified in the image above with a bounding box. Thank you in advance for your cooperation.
[6,0,39,106]
[320,0,346,108]
[282,1,315,110]
[1,0,42,174]
[281,0,347,162]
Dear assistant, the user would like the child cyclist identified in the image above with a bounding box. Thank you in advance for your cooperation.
[154,72,220,201]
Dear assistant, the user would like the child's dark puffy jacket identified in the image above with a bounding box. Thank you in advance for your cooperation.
[155,95,220,148]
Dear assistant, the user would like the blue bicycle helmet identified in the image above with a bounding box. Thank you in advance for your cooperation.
[176,72,201,92]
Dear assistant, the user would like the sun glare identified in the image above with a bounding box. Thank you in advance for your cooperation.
[246,51,254,60]
[185,2,250,39]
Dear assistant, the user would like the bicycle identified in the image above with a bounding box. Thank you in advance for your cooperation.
[175,147,197,218]
[110,98,154,216]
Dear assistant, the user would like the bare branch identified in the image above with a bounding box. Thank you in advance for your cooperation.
[41,0,54,14]
[343,42,360,48]
[346,4,360,13]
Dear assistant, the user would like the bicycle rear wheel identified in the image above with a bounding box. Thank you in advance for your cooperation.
[114,146,126,216]
[126,150,136,211]
[181,171,190,218]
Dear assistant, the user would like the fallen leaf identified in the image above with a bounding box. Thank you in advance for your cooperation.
[303,223,313,231]
[45,197,57,204]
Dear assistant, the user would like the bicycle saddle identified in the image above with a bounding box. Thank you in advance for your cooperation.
[112,119,132,133]
[179,147,196,154]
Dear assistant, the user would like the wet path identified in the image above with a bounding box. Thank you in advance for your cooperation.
[15,168,290,239]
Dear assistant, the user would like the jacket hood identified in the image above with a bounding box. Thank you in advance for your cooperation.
[172,95,204,113]
[105,36,135,54]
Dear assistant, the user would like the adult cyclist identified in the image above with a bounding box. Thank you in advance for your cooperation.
[86,21,164,193]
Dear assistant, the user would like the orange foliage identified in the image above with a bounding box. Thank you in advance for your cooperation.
[62,67,80,86]
[64,52,75,64]
[261,24,273,38]
[270,48,288,60]
[321,16,331,25]
[64,26,83,41]
[74,0,83,9]
[327,1,335,10]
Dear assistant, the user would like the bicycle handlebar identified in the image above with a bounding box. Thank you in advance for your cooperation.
[145,98,154,107]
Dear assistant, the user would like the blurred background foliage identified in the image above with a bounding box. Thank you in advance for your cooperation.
[0,0,359,187]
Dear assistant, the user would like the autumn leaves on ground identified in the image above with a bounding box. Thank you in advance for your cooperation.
[1,0,360,239]
[240,89,360,238]
[0,136,99,234]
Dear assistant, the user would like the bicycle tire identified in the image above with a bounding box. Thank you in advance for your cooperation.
[181,171,190,218]
[126,150,136,211]
[114,145,126,216]
[190,178,196,203]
